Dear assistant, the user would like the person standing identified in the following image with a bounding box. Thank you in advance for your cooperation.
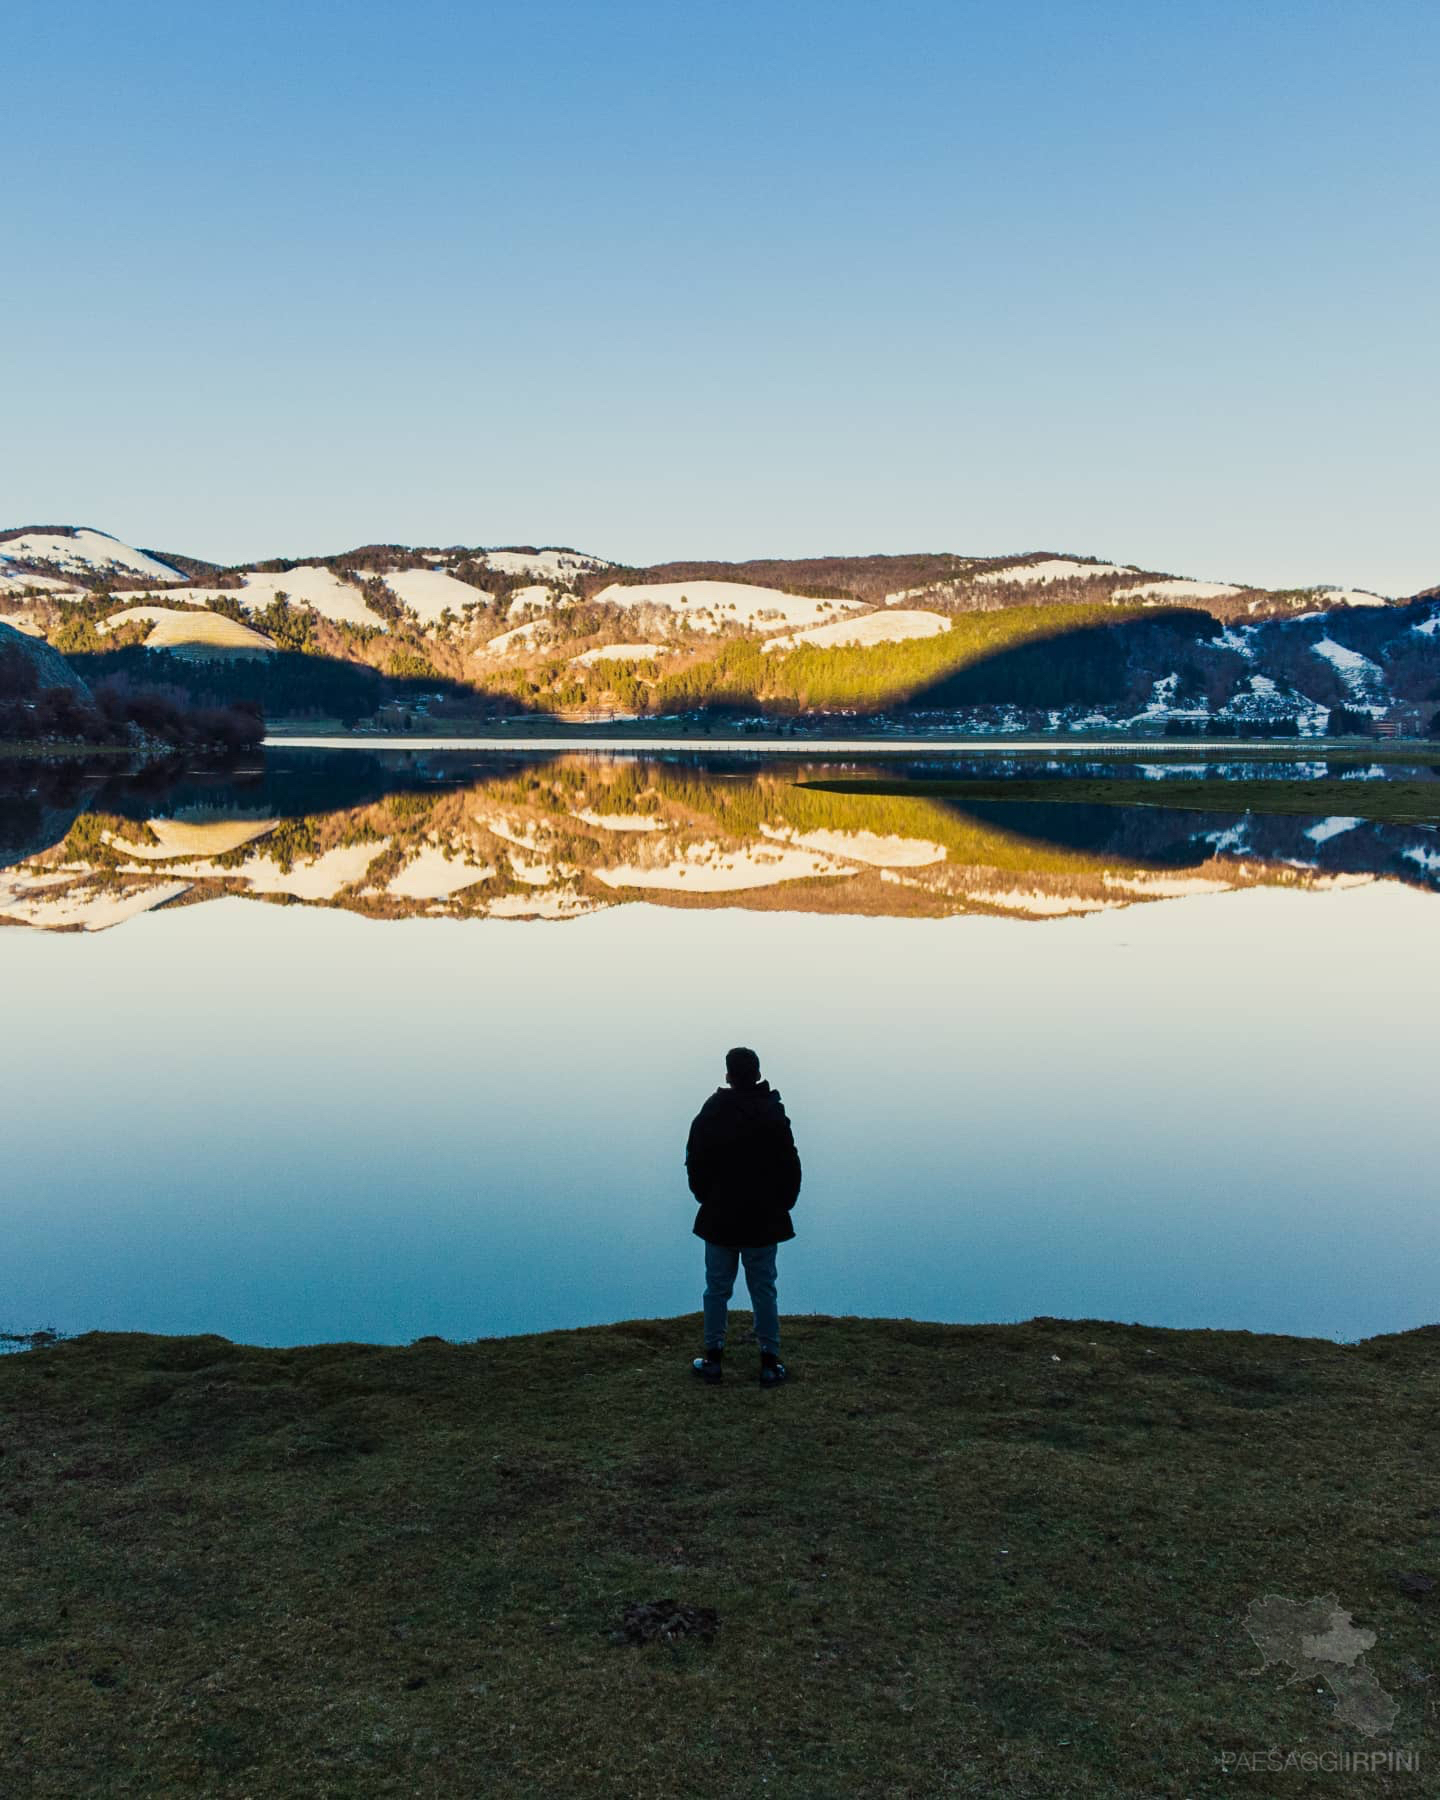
[685,1046,801,1386]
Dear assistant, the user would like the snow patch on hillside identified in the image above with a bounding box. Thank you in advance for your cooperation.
[975,887,1113,914]
[0,876,190,931]
[108,815,278,859]
[474,621,542,656]
[1099,873,1234,899]
[0,569,79,597]
[1114,578,1245,601]
[98,607,178,633]
[1313,588,1390,607]
[591,580,862,632]
[573,643,671,666]
[506,584,563,618]
[99,606,276,654]
[109,843,390,900]
[362,568,488,624]
[388,847,496,899]
[244,843,389,899]
[484,890,601,919]
[571,809,667,832]
[759,823,947,868]
[482,548,609,579]
[1125,673,1208,728]
[236,567,387,629]
[1305,816,1362,844]
[103,586,235,613]
[0,529,183,585]
[591,839,853,892]
[762,608,950,653]
[973,559,1133,587]
[1311,637,1388,711]
[114,573,387,630]
[103,572,383,629]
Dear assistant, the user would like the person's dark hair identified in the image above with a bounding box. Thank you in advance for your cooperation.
[725,1046,761,1087]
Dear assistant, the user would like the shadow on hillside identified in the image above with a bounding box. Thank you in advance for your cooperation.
[917,792,1439,891]
[946,799,1228,868]
[903,609,1214,713]
[65,646,547,731]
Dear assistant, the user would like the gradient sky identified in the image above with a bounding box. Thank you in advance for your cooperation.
[4,0,1436,592]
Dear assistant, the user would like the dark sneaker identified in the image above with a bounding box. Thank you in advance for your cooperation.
[759,1353,789,1386]
[691,1352,723,1384]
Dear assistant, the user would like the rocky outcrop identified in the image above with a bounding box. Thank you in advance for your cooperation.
[0,618,93,700]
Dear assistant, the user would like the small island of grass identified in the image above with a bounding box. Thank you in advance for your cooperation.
[801,772,1440,828]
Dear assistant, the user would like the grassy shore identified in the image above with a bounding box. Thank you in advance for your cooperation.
[801,775,1440,826]
[4,1316,1437,1796]
[0,740,145,761]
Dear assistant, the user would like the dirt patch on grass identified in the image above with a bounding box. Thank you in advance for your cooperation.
[610,1599,720,1646]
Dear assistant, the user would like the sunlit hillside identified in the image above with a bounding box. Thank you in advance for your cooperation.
[3,526,1434,736]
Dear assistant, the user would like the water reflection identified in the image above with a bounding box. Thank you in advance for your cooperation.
[3,747,1436,1347]
[1,748,1436,932]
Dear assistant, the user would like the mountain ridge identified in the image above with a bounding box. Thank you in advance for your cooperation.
[3,525,1434,738]
[0,522,1422,609]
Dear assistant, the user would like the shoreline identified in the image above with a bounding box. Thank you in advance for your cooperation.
[263,730,1440,760]
[7,1309,1431,1354]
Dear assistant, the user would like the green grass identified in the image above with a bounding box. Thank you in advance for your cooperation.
[0,740,140,759]
[4,1317,1437,1796]
[800,776,1440,826]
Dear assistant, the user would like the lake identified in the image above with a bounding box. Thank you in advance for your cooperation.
[2,746,1436,1348]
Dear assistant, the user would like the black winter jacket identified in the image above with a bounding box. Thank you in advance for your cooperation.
[685,1081,802,1248]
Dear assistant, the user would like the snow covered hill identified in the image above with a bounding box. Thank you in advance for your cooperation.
[0,527,184,588]
[589,579,863,632]
[1310,636,1389,714]
[473,548,610,579]
[356,567,485,625]
[762,609,952,653]
[0,523,1416,627]
[974,558,1137,587]
[98,607,277,657]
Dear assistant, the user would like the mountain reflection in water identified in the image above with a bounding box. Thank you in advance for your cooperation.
[3,746,1437,1348]
[1,749,1435,932]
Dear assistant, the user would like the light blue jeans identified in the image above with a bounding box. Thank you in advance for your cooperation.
[703,1241,780,1356]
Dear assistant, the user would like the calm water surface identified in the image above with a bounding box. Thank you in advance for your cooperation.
[2,749,1435,1346]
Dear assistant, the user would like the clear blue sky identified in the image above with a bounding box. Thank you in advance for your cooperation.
[4,0,1436,592]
